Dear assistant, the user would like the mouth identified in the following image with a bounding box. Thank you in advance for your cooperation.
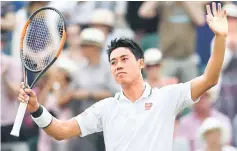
[116,72,127,77]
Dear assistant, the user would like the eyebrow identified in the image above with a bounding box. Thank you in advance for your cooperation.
[110,55,129,62]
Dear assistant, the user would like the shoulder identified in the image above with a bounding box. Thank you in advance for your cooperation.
[93,97,117,110]
[213,109,231,123]
[157,82,190,93]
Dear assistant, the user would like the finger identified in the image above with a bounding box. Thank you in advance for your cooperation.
[18,97,26,103]
[223,9,227,18]
[206,4,213,17]
[20,82,25,89]
[19,88,27,95]
[212,2,217,16]
[217,3,222,16]
[24,88,35,96]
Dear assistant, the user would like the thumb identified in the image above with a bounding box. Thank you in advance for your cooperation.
[24,88,36,97]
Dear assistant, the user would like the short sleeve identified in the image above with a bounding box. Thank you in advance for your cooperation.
[74,99,109,137]
[164,82,199,114]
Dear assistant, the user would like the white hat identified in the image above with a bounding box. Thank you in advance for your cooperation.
[144,48,163,65]
[223,3,237,18]
[90,9,115,27]
[55,57,78,76]
[198,117,231,145]
[79,28,105,48]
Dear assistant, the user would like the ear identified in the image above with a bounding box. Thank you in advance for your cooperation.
[138,59,145,69]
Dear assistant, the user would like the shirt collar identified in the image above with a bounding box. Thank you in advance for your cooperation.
[114,82,152,102]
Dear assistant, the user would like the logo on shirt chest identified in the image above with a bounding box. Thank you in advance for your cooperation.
[145,103,153,110]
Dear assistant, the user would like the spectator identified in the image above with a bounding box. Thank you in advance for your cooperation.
[173,115,191,151]
[62,23,85,66]
[233,115,237,147]
[1,51,22,143]
[67,28,120,151]
[1,1,16,55]
[126,1,159,44]
[139,1,206,83]
[211,3,237,121]
[143,48,178,88]
[89,8,135,62]
[177,90,232,151]
[197,117,236,151]
[89,9,115,61]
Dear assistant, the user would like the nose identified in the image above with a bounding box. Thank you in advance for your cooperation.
[116,60,123,71]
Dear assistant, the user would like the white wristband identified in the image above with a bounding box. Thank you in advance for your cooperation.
[31,106,53,128]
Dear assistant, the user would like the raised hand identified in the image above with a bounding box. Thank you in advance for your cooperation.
[18,82,40,113]
[206,2,228,36]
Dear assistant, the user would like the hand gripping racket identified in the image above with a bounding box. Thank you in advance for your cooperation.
[10,7,66,137]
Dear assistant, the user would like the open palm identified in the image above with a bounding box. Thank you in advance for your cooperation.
[206,2,228,36]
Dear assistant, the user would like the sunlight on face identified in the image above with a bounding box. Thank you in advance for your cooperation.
[204,129,222,146]
[109,47,143,85]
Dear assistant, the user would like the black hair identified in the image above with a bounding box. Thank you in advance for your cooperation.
[106,38,144,61]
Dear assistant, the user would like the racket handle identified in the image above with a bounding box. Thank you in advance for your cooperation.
[10,102,28,137]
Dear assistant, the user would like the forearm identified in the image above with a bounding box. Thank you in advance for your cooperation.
[32,105,81,141]
[182,2,206,26]
[203,35,226,85]
[138,1,158,18]
[58,92,73,107]
[43,118,80,141]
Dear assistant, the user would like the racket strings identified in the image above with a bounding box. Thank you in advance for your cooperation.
[23,9,64,72]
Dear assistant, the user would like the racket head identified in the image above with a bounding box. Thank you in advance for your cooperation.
[20,7,66,73]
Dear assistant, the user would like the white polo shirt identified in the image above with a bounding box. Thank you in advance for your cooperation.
[75,82,199,151]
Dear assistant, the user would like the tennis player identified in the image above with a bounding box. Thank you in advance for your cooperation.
[17,2,228,151]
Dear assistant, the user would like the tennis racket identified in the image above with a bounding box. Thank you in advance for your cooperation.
[10,7,66,137]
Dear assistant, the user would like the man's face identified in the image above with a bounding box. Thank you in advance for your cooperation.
[204,129,222,146]
[110,47,143,85]
[67,25,80,47]
[145,64,161,79]
[80,45,100,58]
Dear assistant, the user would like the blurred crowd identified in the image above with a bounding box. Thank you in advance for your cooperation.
[1,1,237,151]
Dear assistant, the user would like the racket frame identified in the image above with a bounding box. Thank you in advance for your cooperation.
[10,7,66,137]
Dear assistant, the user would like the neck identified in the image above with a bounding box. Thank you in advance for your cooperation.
[207,144,222,151]
[196,109,211,120]
[121,75,145,102]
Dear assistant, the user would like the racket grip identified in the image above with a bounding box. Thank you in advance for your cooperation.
[10,102,28,137]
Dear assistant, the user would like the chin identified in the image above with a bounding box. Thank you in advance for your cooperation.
[116,78,131,86]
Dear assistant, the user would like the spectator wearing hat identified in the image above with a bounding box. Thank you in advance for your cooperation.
[177,90,232,151]
[144,48,178,88]
[89,9,116,61]
[1,1,16,55]
[197,117,236,151]
[139,1,206,83]
[210,3,237,121]
[61,23,86,66]
[173,114,191,151]
[66,28,120,151]
[1,51,22,143]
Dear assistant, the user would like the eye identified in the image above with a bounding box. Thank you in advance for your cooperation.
[122,57,128,61]
[110,60,116,65]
